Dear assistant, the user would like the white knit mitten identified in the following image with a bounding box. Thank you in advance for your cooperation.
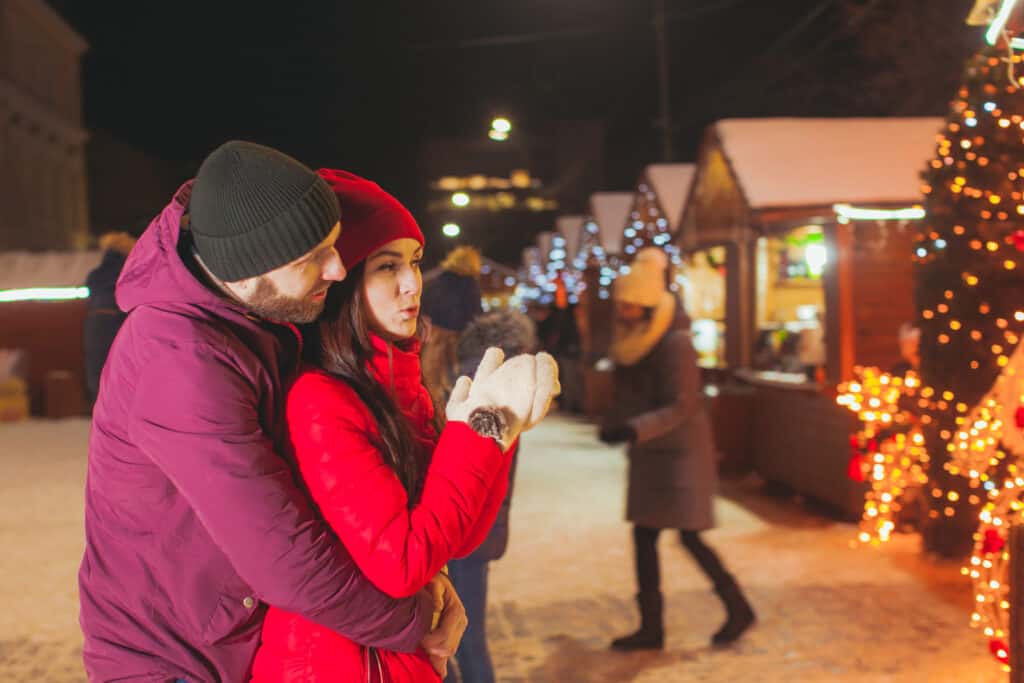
[446,348,560,449]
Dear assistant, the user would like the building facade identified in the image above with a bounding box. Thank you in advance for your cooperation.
[0,0,89,250]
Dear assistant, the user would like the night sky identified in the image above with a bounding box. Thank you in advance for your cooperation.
[52,0,979,207]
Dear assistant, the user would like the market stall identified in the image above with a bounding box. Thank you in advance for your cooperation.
[678,117,942,513]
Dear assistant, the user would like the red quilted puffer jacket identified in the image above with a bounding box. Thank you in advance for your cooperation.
[251,334,512,683]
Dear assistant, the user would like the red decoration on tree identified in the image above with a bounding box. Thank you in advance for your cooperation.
[989,637,1010,665]
[1013,229,1024,253]
[847,453,867,482]
[868,438,878,453]
[982,528,1006,554]
[1015,405,1024,429]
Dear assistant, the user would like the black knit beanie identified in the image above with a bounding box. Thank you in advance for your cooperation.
[190,140,340,282]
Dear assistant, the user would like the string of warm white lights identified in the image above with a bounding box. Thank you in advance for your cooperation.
[837,368,930,545]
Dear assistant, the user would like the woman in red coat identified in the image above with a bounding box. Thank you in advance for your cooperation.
[251,170,557,683]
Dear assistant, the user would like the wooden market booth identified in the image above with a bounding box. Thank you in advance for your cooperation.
[0,250,103,417]
[677,117,942,517]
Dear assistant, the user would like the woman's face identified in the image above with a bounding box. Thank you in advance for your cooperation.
[362,238,424,341]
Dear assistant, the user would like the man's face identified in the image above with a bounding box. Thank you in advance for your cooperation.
[226,222,345,323]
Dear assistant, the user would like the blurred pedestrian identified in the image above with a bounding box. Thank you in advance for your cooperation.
[83,230,137,402]
[537,276,582,413]
[599,247,755,651]
[421,246,483,413]
[444,309,537,683]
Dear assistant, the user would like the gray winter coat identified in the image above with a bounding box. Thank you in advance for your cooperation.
[610,306,717,531]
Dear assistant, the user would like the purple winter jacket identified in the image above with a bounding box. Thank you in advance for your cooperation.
[78,183,433,682]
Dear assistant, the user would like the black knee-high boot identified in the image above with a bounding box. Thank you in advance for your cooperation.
[611,526,664,651]
[680,530,755,646]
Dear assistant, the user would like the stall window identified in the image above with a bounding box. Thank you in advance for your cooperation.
[754,226,827,379]
[674,246,727,369]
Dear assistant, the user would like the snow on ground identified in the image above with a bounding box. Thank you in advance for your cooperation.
[0,415,1004,682]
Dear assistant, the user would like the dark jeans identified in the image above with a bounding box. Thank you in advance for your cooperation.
[444,556,494,683]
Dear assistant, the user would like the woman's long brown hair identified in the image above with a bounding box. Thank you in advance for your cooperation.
[303,262,422,497]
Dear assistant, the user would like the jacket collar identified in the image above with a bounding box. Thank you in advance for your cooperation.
[366,334,429,415]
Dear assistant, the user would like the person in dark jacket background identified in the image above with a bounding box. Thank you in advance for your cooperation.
[83,230,137,402]
[599,247,755,651]
[444,308,537,683]
[421,246,484,413]
[536,275,582,413]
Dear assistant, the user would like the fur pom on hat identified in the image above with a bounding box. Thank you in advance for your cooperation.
[613,247,669,307]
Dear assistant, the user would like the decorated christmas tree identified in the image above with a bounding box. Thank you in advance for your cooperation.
[915,43,1024,557]
[624,183,674,257]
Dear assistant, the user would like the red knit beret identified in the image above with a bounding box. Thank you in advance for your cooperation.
[318,168,424,269]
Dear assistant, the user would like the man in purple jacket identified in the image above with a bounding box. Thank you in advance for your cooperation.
[79,141,466,682]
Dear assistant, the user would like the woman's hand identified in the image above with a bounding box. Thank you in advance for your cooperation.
[446,348,560,449]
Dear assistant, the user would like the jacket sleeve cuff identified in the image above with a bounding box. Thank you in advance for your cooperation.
[381,589,437,653]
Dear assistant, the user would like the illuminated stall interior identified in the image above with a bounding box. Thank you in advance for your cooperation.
[674,245,728,368]
[752,225,827,378]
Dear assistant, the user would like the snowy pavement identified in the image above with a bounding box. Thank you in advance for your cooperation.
[0,415,1005,682]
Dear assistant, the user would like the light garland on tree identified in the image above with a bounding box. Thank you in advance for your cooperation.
[837,368,930,545]
[963,473,1024,673]
[947,337,1024,481]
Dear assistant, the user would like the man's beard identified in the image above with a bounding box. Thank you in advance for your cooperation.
[243,277,326,324]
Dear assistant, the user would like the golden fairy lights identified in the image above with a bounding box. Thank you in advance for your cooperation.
[962,475,1024,673]
[837,368,929,545]
[912,43,1024,672]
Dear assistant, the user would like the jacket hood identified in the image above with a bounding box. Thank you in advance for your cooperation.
[116,182,244,316]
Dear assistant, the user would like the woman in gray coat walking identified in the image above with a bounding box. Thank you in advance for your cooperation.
[599,247,755,651]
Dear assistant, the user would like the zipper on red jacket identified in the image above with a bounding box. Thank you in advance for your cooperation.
[365,646,384,683]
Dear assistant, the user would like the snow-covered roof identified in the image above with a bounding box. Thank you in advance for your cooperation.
[588,192,634,254]
[555,215,585,264]
[715,117,943,209]
[643,164,695,232]
[0,250,103,291]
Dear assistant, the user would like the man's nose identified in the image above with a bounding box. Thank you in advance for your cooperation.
[322,249,346,282]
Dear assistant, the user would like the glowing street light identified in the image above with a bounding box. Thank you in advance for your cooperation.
[0,286,90,302]
[488,129,509,142]
[442,223,461,238]
[491,117,511,133]
[451,192,470,207]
